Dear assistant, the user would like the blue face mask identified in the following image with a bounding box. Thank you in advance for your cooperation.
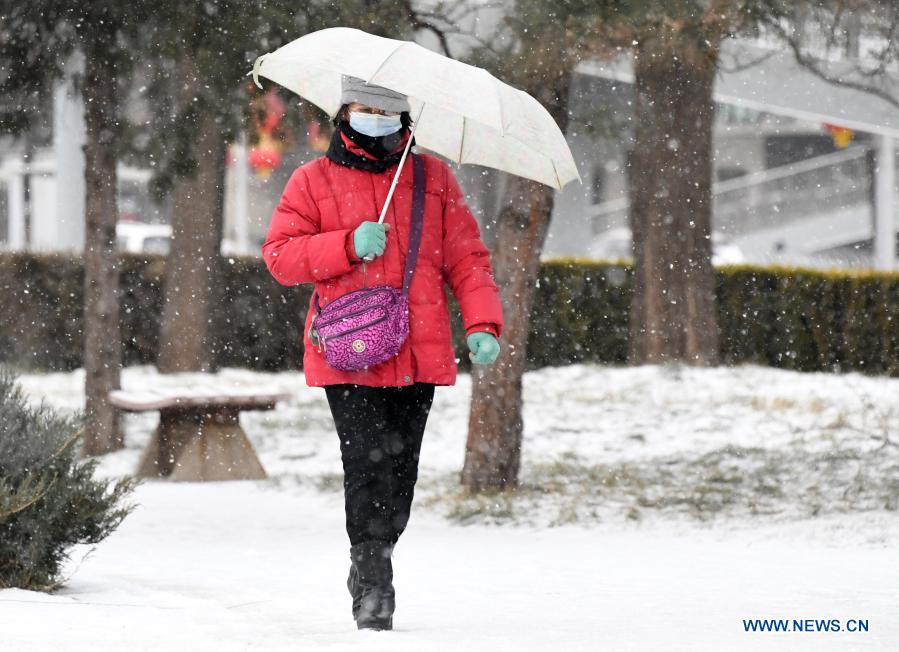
[349,111,403,137]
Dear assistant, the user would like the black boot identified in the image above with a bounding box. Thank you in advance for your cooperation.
[349,541,395,630]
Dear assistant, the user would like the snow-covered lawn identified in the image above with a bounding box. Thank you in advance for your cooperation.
[4,363,899,650]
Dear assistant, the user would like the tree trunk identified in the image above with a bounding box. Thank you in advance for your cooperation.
[628,34,720,365]
[81,49,122,456]
[461,175,555,491]
[460,63,571,493]
[157,54,226,373]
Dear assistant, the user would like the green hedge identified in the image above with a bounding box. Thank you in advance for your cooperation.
[716,264,899,375]
[0,253,470,373]
[1,253,897,376]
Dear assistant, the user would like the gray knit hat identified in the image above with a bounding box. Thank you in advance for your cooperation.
[340,75,411,114]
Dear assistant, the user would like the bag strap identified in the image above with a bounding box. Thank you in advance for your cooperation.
[401,153,426,298]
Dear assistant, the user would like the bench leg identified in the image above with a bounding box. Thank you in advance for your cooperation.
[136,409,194,479]
[136,407,267,481]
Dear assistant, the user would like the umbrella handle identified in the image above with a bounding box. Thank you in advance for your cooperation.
[363,103,426,262]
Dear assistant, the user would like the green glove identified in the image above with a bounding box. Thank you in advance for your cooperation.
[353,221,390,259]
[467,332,500,364]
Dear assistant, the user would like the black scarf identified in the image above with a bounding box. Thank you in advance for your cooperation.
[326,120,415,173]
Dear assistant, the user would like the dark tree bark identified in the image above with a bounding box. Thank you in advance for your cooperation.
[461,175,555,491]
[156,54,227,373]
[628,34,721,365]
[81,46,123,456]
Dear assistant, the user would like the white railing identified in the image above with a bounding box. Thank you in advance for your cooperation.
[713,147,871,236]
[590,146,875,237]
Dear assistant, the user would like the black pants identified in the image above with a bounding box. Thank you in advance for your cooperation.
[324,382,435,547]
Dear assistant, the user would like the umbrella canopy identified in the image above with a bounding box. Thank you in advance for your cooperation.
[249,27,580,190]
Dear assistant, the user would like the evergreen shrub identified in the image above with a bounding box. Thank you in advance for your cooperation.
[0,371,135,590]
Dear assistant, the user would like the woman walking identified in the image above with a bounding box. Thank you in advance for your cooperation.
[261,75,503,631]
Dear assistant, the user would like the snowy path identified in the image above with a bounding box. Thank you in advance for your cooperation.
[2,482,898,651]
[4,363,899,650]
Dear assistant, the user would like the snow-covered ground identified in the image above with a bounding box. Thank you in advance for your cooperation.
[4,363,899,650]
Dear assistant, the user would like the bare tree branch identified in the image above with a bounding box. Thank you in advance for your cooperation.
[717,46,778,73]
[863,11,898,79]
[762,13,899,111]
[824,0,849,50]
[402,0,453,57]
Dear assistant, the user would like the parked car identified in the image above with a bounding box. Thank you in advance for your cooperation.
[116,222,172,255]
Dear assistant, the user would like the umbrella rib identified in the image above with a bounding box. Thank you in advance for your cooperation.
[487,69,506,136]
[553,160,563,191]
[365,41,407,87]
[457,116,466,164]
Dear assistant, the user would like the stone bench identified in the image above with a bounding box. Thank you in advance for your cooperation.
[109,382,290,482]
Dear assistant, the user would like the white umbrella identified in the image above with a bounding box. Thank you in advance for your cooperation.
[248,27,580,192]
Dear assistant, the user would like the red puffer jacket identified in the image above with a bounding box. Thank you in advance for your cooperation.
[262,145,503,387]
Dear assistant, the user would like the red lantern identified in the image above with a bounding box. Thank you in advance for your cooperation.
[247,88,289,179]
[306,121,331,153]
[249,132,282,179]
